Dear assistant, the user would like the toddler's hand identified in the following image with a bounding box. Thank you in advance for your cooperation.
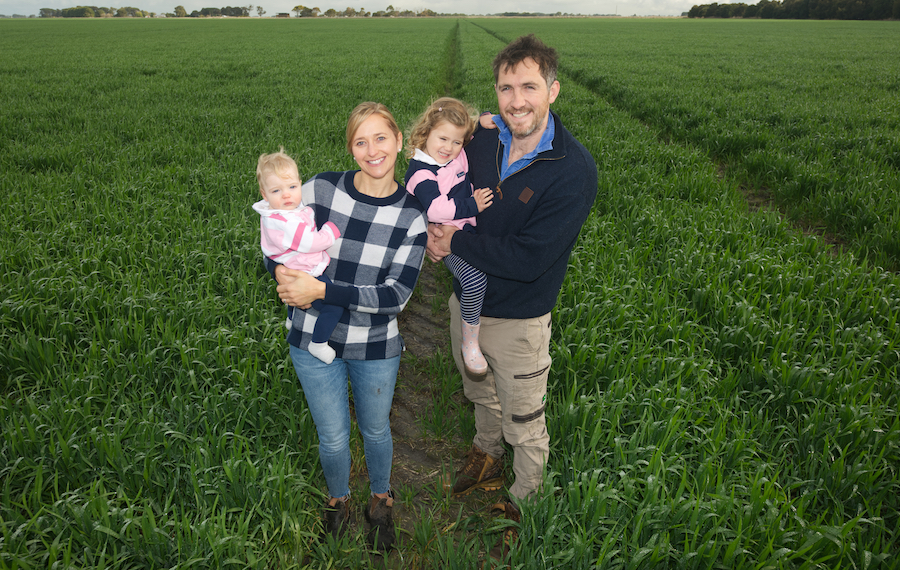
[474,187,493,213]
[478,113,497,129]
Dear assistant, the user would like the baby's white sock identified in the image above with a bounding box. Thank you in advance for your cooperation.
[308,341,336,364]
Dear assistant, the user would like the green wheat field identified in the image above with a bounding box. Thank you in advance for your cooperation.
[1,17,898,569]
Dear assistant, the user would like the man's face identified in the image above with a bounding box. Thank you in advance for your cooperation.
[495,57,560,140]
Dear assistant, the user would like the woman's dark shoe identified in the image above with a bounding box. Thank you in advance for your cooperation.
[364,493,395,551]
[323,497,350,538]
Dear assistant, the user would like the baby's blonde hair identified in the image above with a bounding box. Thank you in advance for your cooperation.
[257,147,298,192]
[406,97,477,159]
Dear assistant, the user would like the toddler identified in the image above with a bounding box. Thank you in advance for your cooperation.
[253,148,344,364]
[404,98,493,377]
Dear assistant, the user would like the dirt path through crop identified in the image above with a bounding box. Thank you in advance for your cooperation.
[343,260,503,565]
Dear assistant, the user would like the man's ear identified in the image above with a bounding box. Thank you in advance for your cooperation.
[548,80,560,105]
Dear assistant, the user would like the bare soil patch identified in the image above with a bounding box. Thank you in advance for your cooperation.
[737,182,846,257]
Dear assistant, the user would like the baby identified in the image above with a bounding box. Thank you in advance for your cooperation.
[253,147,343,364]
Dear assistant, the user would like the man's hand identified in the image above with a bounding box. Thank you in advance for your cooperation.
[426,223,457,263]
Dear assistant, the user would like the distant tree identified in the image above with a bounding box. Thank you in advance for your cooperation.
[758,0,778,17]
[256,4,265,15]
[115,6,145,16]
[39,7,59,16]
[341,6,356,15]
[780,0,807,17]
[868,0,891,17]
[174,4,187,15]
[324,7,336,15]
[62,6,95,16]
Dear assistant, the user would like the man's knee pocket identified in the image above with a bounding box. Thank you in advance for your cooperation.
[503,366,548,442]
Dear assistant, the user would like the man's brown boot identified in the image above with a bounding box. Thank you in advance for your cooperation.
[443,444,504,496]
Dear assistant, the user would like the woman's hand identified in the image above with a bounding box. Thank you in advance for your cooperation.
[275,265,326,309]
[426,223,457,263]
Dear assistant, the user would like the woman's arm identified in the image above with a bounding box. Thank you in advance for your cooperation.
[324,222,427,316]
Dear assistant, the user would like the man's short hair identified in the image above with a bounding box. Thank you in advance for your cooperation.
[492,34,559,87]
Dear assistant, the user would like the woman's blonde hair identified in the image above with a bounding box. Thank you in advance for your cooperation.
[256,147,298,191]
[345,102,401,154]
[406,97,477,159]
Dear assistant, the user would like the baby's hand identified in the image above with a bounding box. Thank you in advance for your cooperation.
[474,187,493,213]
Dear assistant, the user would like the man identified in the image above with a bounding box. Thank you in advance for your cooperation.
[427,34,598,557]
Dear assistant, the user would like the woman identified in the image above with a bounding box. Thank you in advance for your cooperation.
[268,102,428,549]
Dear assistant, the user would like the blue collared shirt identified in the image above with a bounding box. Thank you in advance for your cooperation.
[492,113,556,181]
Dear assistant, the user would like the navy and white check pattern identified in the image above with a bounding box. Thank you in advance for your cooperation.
[266,171,428,360]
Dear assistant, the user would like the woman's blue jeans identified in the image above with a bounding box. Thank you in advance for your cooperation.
[289,345,399,499]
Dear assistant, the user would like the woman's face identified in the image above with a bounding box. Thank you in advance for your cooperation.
[350,114,402,183]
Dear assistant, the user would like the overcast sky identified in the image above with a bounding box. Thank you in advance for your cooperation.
[2,0,693,17]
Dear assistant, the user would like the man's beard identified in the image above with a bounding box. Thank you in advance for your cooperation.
[503,107,544,139]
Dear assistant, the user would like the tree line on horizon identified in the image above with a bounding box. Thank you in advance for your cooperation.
[36,5,456,16]
[37,4,491,17]
[688,0,899,19]
[36,4,633,17]
[39,5,250,16]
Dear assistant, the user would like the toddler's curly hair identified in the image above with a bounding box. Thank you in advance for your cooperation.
[406,97,477,159]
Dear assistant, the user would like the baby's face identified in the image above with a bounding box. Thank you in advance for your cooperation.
[260,167,302,210]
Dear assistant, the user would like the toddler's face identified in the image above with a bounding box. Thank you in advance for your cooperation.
[260,167,302,210]
[424,121,466,165]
